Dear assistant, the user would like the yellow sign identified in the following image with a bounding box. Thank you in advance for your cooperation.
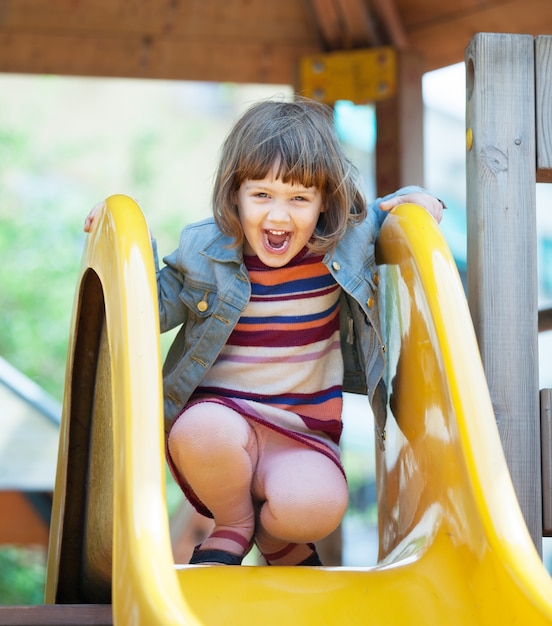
[300,47,396,105]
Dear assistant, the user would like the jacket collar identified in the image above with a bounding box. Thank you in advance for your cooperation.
[200,229,243,264]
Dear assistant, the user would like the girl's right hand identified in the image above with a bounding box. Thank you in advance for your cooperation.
[84,202,105,233]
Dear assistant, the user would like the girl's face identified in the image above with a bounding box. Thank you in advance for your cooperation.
[236,171,324,267]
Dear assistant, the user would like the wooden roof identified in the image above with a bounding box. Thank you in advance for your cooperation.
[0,0,550,84]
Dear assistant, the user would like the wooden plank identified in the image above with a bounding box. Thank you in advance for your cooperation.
[375,51,424,195]
[465,33,542,548]
[536,36,552,182]
[539,308,552,333]
[542,389,552,536]
[305,0,345,49]
[371,0,409,51]
[0,0,320,83]
[150,0,316,41]
[0,33,318,84]
[407,0,552,72]
[396,0,501,29]
[1,0,552,79]
[336,0,379,48]
[0,604,112,626]
[0,0,158,34]
[0,0,316,41]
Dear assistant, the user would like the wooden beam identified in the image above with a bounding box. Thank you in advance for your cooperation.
[465,33,542,549]
[375,51,425,195]
[370,0,408,51]
[306,0,380,50]
[305,0,345,49]
[407,0,552,72]
[536,36,552,182]
[0,33,318,84]
[0,0,315,40]
[336,0,380,48]
[539,309,552,333]
[0,0,321,84]
[1,0,552,80]
[0,605,112,626]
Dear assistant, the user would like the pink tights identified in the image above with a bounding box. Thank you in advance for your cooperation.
[167,402,348,565]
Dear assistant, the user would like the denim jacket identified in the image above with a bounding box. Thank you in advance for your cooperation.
[155,186,425,449]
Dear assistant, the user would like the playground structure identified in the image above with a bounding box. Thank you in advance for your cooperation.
[37,194,552,624]
[466,33,552,543]
[2,30,552,624]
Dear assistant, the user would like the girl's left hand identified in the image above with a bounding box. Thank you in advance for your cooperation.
[84,202,105,233]
[379,193,445,224]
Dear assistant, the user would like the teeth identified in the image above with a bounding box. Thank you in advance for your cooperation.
[264,229,290,252]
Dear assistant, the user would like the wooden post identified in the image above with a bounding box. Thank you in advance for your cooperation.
[536,36,552,182]
[542,389,552,535]
[375,51,425,194]
[465,33,542,549]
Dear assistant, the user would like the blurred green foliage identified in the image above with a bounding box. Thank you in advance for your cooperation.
[0,75,287,399]
[0,547,46,605]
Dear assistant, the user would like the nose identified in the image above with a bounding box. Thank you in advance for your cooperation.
[267,200,291,224]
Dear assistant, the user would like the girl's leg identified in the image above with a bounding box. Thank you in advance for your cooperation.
[252,432,348,565]
[167,402,258,561]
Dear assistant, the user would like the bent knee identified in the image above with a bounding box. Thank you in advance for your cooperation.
[262,485,348,542]
[168,402,252,459]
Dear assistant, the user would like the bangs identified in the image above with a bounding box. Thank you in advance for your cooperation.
[234,120,330,191]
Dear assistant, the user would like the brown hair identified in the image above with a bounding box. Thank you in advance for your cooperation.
[212,97,367,254]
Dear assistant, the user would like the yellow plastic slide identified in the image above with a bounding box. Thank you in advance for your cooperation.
[45,195,552,624]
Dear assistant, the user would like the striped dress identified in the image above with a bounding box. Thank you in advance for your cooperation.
[191,247,345,475]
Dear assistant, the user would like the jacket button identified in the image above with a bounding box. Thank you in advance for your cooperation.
[373,273,379,286]
[197,300,209,312]
[367,297,374,308]
[332,261,341,271]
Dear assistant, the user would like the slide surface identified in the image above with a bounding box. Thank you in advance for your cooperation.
[45,196,552,624]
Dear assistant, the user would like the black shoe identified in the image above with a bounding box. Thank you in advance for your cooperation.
[297,550,323,566]
[189,546,244,565]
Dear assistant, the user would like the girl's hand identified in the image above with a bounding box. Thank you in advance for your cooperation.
[379,193,445,224]
[84,202,105,233]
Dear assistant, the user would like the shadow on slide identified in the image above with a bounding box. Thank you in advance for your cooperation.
[45,195,552,624]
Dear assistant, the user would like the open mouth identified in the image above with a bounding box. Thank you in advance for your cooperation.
[263,229,291,253]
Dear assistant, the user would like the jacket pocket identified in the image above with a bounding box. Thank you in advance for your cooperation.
[175,279,219,354]
[178,278,217,318]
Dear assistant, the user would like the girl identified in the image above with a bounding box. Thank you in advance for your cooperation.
[85,98,444,566]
